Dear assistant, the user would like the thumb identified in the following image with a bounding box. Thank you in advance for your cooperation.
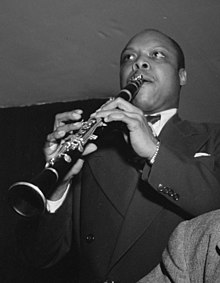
[82,143,98,156]
[44,141,60,161]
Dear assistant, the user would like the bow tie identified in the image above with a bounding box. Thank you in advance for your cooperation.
[145,114,161,124]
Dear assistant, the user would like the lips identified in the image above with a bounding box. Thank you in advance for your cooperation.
[140,74,154,83]
[129,73,154,84]
[143,77,153,83]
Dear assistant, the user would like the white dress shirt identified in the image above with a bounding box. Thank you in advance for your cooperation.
[146,108,177,136]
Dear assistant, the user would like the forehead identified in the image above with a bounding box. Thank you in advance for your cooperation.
[124,31,177,54]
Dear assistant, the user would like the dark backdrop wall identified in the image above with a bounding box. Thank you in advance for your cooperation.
[0,99,105,282]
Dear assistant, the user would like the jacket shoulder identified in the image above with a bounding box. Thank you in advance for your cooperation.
[178,117,220,136]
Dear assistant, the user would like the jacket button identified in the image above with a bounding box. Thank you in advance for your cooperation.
[167,188,174,197]
[163,186,169,194]
[157,184,164,192]
[85,233,95,243]
[173,193,180,201]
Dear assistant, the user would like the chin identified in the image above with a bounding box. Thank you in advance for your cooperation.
[132,96,155,111]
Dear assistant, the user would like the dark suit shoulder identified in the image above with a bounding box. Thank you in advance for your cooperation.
[176,116,220,136]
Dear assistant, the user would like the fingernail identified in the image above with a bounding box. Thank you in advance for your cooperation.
[49,142,57,149]
[58,130,65,136]
[72,113,80,118]
[75,109,83,114]
[90,109,100,117]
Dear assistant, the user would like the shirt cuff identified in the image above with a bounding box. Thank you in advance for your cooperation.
[46,180,71,213]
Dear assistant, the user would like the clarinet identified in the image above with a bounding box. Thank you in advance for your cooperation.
[8,75,144,217]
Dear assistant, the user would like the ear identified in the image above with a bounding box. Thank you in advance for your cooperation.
[179,68,187,86]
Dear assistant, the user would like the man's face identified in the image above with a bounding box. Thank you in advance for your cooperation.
[120,31,186,113]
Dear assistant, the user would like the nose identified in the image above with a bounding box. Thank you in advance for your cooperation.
[132,57,150,71]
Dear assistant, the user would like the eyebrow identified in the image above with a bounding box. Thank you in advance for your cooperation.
[148,45,171,52]
[121,45,170,57]
[121,47,134,55]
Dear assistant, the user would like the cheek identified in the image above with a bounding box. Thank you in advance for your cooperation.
[157,67,179,84]
[155,68,180,96]
[120,66,132,86]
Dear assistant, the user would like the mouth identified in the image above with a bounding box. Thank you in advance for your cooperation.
[129,73,154,84]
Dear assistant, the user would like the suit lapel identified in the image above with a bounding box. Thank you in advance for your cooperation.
[87,115,210,269]
[109,180,164,269]
[88,149,164,270]
[87,145,139,216]
[159,114,210,157]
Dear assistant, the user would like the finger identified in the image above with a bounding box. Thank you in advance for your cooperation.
[63,158,85,180]
[55,121,83,135]
[54,109,83,130]
[94,108,143,124]
[104,111,140,125]
[82,143,98,156]
[45,140,59,150]
[47,129,66,142]
[44,140,61,161]
[97,97,143,115]
[96,111,147,133]
[48,121,84,144]
[58,143,98,180]
[89,98,114,117]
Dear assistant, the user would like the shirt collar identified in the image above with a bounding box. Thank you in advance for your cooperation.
[146,108,178,136]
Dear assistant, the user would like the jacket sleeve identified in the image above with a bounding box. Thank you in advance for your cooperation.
[17,183,74,268]
[142,126,220,216]
[137,209,220,283]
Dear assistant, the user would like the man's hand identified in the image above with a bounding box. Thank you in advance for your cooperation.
[45,109,97,182]
[92,98,159,160]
